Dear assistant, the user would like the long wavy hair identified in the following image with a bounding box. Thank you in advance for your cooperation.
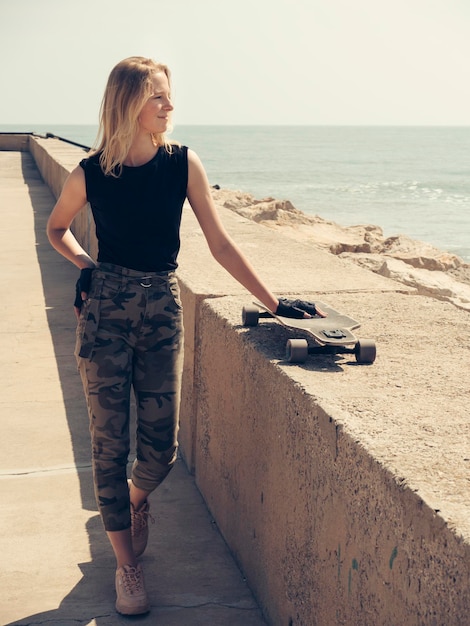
[92,56,174,177]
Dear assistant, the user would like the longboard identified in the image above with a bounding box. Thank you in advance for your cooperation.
[242,300,376,364]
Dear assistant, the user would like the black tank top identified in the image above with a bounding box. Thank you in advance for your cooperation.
[80,145,188,272]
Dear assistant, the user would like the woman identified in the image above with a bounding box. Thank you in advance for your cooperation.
[47,56,324,616]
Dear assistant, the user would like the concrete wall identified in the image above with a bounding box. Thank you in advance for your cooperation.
[8,134,469,626]
[0,133,30,151]
[26,135,98,260]
[194,297,470,626]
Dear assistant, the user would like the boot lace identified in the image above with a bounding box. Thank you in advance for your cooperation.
[121,566,145,594]
[131,503,155,536]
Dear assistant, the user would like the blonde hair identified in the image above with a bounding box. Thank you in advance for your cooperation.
[92,56,174,177]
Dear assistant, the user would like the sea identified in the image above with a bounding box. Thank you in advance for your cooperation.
[2,124,469,261]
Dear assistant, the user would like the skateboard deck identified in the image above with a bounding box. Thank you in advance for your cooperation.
[242,300,376,364]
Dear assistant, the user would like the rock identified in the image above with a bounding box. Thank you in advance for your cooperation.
[215,188,311,226]
[339,253,470,310]
[379,257,470,311]
[380,235,463,271]
[230,199,309,225]
[211,186,470,309]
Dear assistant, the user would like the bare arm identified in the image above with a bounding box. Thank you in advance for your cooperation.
[46,165,96,270]
[186,149,279,312]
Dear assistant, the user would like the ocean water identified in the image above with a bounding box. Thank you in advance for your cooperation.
[2,124,469,261]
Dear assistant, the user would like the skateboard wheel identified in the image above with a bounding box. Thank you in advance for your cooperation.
[286,339,308,363]
[355,339,376,364]
[242,305,260,326]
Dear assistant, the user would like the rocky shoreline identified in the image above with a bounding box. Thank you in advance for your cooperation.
[212,187,470,312]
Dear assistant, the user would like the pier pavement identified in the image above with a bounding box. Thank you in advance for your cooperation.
[0,150,267,625]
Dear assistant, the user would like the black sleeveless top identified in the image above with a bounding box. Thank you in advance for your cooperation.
[79,145,188,272]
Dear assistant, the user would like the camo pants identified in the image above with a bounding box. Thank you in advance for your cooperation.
[75,263,184,532]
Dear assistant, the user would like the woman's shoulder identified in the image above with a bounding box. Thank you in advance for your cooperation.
[157,143,189,169]
[79,151,101,171]
[165,142,188,158]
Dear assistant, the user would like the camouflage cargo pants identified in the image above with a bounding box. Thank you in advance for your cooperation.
[75,263,184,532]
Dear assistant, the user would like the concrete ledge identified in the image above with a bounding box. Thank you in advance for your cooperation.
[28,136,98,259]
[194,295,470,625]
[0,133,30,151]
[15,136,470,625]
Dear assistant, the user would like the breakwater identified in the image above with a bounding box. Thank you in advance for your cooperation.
[3,133,469,626]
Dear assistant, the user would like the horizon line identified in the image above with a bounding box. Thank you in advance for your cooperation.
[1,122,470,128]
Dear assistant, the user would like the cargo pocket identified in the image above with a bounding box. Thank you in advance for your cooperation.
[168,276,183,311]
[75,278,104,360]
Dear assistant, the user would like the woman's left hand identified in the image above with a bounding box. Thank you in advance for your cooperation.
[276,298,327,319]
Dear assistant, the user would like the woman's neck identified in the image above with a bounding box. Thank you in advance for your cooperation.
[123,133,161,167]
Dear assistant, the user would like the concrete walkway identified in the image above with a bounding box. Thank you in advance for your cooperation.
[0,151,267,626]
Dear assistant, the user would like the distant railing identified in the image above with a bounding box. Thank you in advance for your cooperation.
[0,131,91,151]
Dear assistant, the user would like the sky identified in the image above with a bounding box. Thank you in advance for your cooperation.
[0,0,469,126]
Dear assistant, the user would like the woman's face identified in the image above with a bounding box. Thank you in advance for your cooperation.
[138,71,173,134]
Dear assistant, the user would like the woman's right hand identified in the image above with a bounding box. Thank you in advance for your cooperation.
[74,267,94,318]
